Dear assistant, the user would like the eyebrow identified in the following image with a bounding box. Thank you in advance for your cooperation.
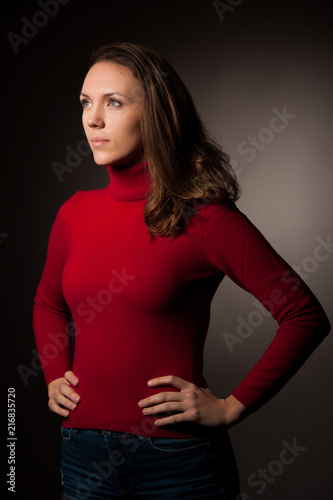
[79,92,129,100]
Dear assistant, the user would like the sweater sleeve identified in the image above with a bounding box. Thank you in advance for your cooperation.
[32,200,74,387]
[203,200,331,410]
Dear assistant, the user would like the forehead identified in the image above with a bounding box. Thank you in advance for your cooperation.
[82,61,139,93]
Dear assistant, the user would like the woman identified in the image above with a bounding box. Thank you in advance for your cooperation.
[33,42,330,500]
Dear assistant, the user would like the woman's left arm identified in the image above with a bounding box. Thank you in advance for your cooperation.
[138,200,331,427]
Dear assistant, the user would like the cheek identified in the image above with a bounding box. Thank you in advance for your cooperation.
[128,112,143,142]
[115,115,142,144]
[129,122,142,144]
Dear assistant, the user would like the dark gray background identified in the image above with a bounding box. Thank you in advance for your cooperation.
[2,1,332,498]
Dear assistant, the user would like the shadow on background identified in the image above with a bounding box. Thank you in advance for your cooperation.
[2,1,332,499]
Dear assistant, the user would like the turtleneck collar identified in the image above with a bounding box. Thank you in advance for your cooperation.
[106,160,152,202]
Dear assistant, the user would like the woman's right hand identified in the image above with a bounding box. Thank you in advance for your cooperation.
[48,371,81,417]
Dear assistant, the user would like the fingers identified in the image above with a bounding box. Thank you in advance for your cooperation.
[138,386,199,426]
[58,380,81,404]
[138,376,198,426]
[48,374,81,418]
[141,401,183,416]
[153,412,186,427]
[48,394,71,418]
[138,391,183,408]
[138,377,226,427]
[64,370,79,386]
[143,402,199,427]
[48,391,77,417]
[147,375,194,390]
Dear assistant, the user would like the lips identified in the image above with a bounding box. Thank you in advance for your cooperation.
[91,137,110,147]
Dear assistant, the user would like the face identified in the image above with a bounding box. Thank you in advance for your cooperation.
[80,61,144,167]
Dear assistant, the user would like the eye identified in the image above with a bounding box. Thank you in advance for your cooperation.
[80,99,91,108]
[107,98,122,108]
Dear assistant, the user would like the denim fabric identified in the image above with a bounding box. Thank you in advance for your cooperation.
[60,428,239,499]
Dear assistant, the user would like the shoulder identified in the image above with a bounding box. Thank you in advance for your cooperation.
[203,198,254,235]
[57,188,107,219]
[202,198,273,259]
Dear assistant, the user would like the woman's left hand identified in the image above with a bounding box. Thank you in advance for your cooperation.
[138,375,246,428]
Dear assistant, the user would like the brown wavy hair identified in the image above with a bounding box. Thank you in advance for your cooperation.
[90,42,240,241]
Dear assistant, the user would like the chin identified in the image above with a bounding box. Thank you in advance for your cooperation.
[94,159,111,166]
[93,150,144,167]
[92,154,116,166]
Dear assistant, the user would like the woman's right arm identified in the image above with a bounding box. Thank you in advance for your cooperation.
[33,199,80,416]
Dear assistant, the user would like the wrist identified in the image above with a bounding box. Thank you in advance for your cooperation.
[224,394,247,425]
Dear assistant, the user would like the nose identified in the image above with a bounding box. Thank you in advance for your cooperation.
[87,105,105,128]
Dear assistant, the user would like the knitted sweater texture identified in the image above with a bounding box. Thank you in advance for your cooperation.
[33,161,330,437]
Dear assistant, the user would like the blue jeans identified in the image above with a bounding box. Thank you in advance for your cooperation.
[60,428,240,499]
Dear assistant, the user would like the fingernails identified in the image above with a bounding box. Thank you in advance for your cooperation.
[138,401,143,407]
[74,396,80,403]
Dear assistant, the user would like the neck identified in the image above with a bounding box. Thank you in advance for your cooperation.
[106,160,152,202]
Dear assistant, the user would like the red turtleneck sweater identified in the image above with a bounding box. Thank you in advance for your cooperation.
[32,161,330,438]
